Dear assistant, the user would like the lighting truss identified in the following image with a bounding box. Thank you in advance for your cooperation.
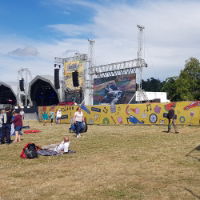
[92,58,147,78]
[54,54,88,64]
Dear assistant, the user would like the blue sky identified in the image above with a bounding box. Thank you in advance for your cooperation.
[0,0,94,40]
[0,0,200,83]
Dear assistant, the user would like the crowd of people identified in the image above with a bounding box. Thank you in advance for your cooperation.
[0,104,179,154]
[42,107,87,138]
[0,107,24,144]
[0,106,87,146]
[0,106,86,157]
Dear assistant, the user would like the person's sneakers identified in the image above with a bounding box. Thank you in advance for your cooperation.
[77,134,81,138]
[64,150,76,154]
[6,140,12,144]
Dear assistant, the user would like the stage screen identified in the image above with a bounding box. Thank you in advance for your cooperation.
[64,60,84,90]
[93,74,136,105]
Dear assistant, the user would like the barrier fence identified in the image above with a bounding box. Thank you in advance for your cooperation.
[38,101,200,126]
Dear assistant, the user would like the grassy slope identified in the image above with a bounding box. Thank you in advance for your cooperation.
[0,121,200,200]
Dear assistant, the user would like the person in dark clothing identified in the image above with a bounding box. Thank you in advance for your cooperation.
[1,108,12,144]
[0,109,3,144]
[167,105,179,133]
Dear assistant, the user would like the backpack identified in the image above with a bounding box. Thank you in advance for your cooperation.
[20,143,38,159]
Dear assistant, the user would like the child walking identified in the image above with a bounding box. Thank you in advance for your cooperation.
[12,110,23,143]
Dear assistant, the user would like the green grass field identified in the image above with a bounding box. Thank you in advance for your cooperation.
[0,121,200,200]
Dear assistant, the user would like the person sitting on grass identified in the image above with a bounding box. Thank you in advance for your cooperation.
[42,136,73,154]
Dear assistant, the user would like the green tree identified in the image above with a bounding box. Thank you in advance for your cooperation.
[161,76,179,101]
[142,77,163,92]
[161,57,200,101]
[176,57,200,100]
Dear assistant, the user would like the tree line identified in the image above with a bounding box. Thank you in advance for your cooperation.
[141,57,200,101]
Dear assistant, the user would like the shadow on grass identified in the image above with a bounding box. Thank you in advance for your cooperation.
[186,155,200,162]
[185,144,200,161]
[162,131,169,133]
[186,145,200,155]
[185,188,200,199]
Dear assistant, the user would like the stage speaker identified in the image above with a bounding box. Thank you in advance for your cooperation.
[54,68,60,89]
[72,70,79,87]
[19,79,24,91]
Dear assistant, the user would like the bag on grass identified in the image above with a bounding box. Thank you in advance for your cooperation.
[20,143,38,159]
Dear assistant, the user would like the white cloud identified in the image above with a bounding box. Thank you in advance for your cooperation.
[1,0,200,83]
[46,0,101,10]
[8,46,39,57]
[48,24,93,37]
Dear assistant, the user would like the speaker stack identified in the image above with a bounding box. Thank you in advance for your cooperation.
[19,78,25,91]
[54,64,60,89]
[72,70,79,87]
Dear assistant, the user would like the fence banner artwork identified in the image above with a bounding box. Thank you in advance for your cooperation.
[64,60,84,90]
[38,101,200,126]
[93,74,136,105]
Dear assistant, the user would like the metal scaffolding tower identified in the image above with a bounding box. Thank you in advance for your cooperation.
[17,68,32,107]
[137,25,145,92]
[128,25,148,103]
[54,25,147,105]
[84,39,95,105]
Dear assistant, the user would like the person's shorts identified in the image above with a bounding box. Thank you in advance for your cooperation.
[15,126,22,132]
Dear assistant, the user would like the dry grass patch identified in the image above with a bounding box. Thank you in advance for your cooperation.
[0,121,200,200]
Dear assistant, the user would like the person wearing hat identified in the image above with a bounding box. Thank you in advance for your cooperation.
[167,105,179,133]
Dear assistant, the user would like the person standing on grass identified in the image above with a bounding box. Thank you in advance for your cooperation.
[42,112,48,126]
[56,109,62,124]
[49,111,55,126]
[167,105,179,133]
[0,110,3,144]
[12,110,23,143]
[73,107,84,138]
[2,107,12,144]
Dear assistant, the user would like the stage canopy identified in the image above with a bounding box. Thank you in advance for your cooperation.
[0,82,17,105]
[29,76,59,106]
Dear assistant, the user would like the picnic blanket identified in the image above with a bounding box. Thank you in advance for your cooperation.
[24,130,41,134]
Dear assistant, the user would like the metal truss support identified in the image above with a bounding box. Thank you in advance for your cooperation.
[84,39,95,105]
[17,68,32,107]
[93,59,146,78]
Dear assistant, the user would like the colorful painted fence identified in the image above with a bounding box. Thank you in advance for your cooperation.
[38,101,200,126]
